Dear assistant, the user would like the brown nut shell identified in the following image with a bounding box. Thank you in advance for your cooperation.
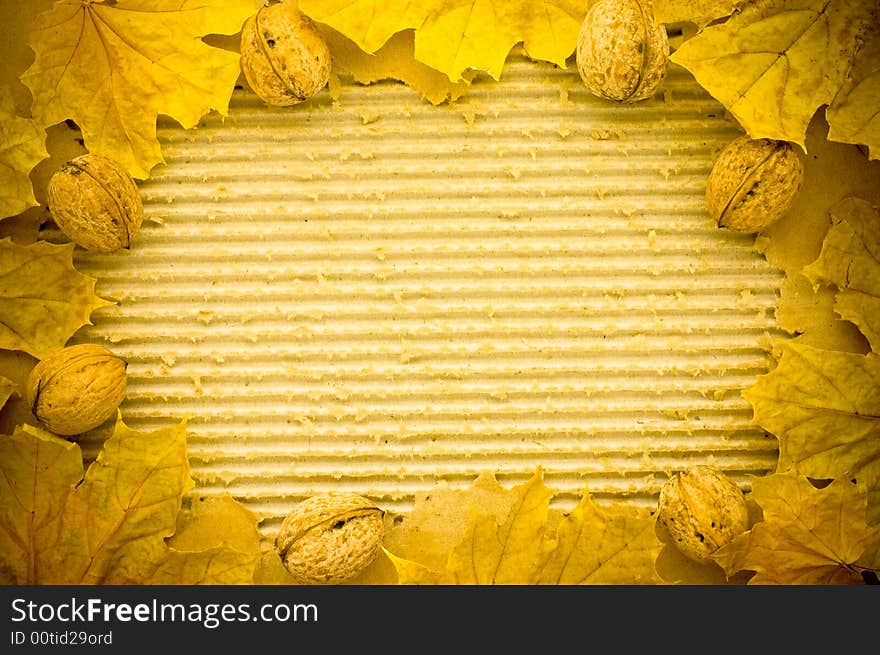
[706,135,804,233]
[25,344,127,436]
[47,153,143,252]
[275,492,384,584]
[576,0,669,103]
[240,2,331,107]
[657,465,750,564]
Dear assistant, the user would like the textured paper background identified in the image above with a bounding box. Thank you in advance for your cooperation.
[70,55,784,538]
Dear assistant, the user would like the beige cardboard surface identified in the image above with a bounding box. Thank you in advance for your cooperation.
[68,55,784,538]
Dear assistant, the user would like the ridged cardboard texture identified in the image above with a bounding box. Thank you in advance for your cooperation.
[70,55,784,538]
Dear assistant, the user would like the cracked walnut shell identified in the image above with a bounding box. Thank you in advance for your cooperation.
[657,465,750,564]
[276,492,385,584]
[706,135,805,233]
[47,153,144,253]
[576,0,669,103]
[240,2,331,107]
[25,344,127,437]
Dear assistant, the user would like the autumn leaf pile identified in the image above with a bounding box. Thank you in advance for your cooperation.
[1,0,880,585]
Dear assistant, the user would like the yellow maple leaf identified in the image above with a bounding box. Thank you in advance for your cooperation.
[147,495,262,584]
[743,341,880,521]
[445,471,554,584]
[322,27,472,105]
[803,197,880,351]
[0,351,38,436]
[0,238,112,359]
[538,491,662,584]
[303,0,426,55]
[0,92,48,221]
[0,375,15,412]
[826,23,880,160]
[145,547,260,584]
[171,494,262,554]
[20,0,258,179]
[670,0,878,152]
[713,473,880,584]
[0,416,190,584]
[383,470,516,572]
[0,424,81,584]
[654,0,742,27]
[389,469,664,584]
[301,0,586,83]
[391,469,553,584]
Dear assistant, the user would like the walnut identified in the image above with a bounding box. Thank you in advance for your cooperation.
[706,135,805,233]
[657,465,750,563]
[25,344,127,436]
[240,2,331,107]
[275,492,385,584]
[576,0,669,103]
[47,153,144,253]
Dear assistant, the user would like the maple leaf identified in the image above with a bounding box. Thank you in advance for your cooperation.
[445,471,554,584]
[300,0,586,83]
[742,341,880,519]
[383,471,516,572]
[0,417,183,583]
[0,375,15,412]
[390,469,553,584]
[826,22,880,160]
[20,0,258,179]
[540,491,663,585]
[389,469,664,584]
[145,547,260,584]
[0,351,38,437]
[0,92,48,221]
[146,495,262,584]
[713,473,880,584]
[323,28,472,106]
[0,238,112,359]
[803,197,880,351]
[0,416,263,585]
[538,492,663,584]
[654,0,743,27]
[670,0,878,153]
[0,424,80,584]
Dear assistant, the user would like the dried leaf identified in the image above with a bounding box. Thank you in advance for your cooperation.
[743,341,880,518]
[0,416,193,584]
[145,547,260,585]
[0,351,37,436]
[302,0,423,54]
[384,471,515,572]
[21,0,258,179]
[384,549,452,584]
[826,24,880,159]
[58,417,191,584]
[713,473,879,584]
[538,491,663,584]
[322,28,472,105]
[670,0,878,151]
[654,0,742,27]
[0,424,82,584]
[390,469,664,584]
[0,238,112,359]
[390,470,553,584]
[301,0,586,83]
[446,470,554,584]
[171,494,262,554]
[803,197,880,351]
[151,493,262,584]
[0,93,48,220]
[0,375,15,411]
